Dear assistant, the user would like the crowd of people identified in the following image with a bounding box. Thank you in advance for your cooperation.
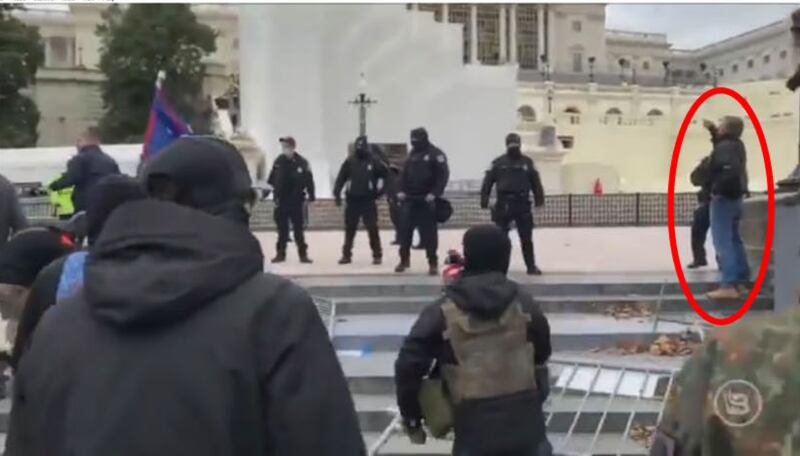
[0,109,790,456]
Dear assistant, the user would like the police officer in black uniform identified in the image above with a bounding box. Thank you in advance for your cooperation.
[481,133,545,275]
[333,136,388,265]
[267,136,315,264]
[395,128,449,276]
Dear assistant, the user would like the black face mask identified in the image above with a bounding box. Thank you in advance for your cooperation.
[355,147,369,158]
[410,127,429,151]
[507,146,522,157]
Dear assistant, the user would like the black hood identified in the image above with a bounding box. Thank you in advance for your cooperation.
[84,199,264,328]
[445,272,519,320]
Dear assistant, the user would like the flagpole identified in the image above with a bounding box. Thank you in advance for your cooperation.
[156,70,166,90]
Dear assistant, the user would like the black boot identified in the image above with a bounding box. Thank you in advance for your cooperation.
[299,251,313,264]
[271,252,286,263]
[395,259,410,273]
[527,266,543,276]
[372,257,382,265]
[428,262,438,276]
[687,258,708,269]
[338,256,352,265]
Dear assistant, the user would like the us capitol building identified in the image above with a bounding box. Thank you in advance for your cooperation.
[11,4,800,194]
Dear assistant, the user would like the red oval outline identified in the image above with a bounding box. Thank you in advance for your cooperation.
[667,86,775,326]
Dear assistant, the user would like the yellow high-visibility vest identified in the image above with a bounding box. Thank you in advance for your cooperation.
[48,179,74,217]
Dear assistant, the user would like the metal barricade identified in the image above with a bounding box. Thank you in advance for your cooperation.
[369,355,679,456]
[311,296,338,339]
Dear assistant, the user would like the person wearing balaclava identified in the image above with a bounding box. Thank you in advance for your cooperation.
[6,137,365,456]
[266,136,316,264]
[395,127,450,275]
[395,224,553,455]
[333,135,388,265]
[480,132,545,275]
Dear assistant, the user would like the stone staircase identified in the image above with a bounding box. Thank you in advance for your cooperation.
[297,271,772,456]
[0,271,772,454]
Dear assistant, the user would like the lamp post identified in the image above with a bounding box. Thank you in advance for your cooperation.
[588,56,595,83]
[539,54,551,81]
[349,73,377,137]
[662,60,671,86]
[618,58,627,83]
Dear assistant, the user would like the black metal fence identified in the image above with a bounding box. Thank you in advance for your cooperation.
[21,192,700,231]
[247,192,700,231]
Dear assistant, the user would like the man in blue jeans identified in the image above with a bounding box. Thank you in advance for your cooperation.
[704,116,750,300]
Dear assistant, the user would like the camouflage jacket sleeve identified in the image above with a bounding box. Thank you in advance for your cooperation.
[652,310,800,456]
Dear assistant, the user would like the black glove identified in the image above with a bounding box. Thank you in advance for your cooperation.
[404,419,426,445]
[535,364,550,402]
[480,201,489,210]
[335,198,342,207]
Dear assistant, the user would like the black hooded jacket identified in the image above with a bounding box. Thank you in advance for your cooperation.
[394,272,551,423]
[6,200,365,456]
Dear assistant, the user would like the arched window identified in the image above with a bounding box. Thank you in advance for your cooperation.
[647,108,663,116]
[517,105,536,122]
[563,106,580,125]
[604,107,623,125]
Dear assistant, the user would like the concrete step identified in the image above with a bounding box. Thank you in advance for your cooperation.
[332,312,708,353]
[298,271,734,300]
[331,293,773,315]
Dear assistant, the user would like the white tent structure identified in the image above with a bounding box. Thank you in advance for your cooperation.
[238,4,518,197]
[0,145,141,184]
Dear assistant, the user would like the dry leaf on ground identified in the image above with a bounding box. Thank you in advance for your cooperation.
[647,334,700,357]
[629,423,656,448]
[604,302,654,320]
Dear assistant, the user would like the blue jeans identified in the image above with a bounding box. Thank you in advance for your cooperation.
[710,196,751,287]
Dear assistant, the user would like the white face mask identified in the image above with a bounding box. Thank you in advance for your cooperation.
[282,146,294,156]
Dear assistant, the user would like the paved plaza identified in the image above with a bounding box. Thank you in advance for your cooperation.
[258,226,716,279]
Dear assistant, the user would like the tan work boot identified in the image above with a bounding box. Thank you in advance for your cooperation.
[706,287,740,300]
[737,284,751,296]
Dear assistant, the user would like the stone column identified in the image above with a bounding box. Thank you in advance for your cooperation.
[509,4,518,64]
[546,5,556,70]
[470,4,479,64]
[442,3,448,23]
[499,5,507,64]
[537,4,546,63]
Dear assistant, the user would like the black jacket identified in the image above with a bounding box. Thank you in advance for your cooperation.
[394,272,551,423]
[6,200,365,456]
[690,157,712,204]
[399,145,449,198]
[49,145,121,212]
[333,153,388,202]
[707,135,748,200]
[481,153,545,208]
[0,174,28,246]
[267,153,316,203]
[0,227,73,287]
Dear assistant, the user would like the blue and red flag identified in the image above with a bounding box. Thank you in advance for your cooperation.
[141,87,192,160]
